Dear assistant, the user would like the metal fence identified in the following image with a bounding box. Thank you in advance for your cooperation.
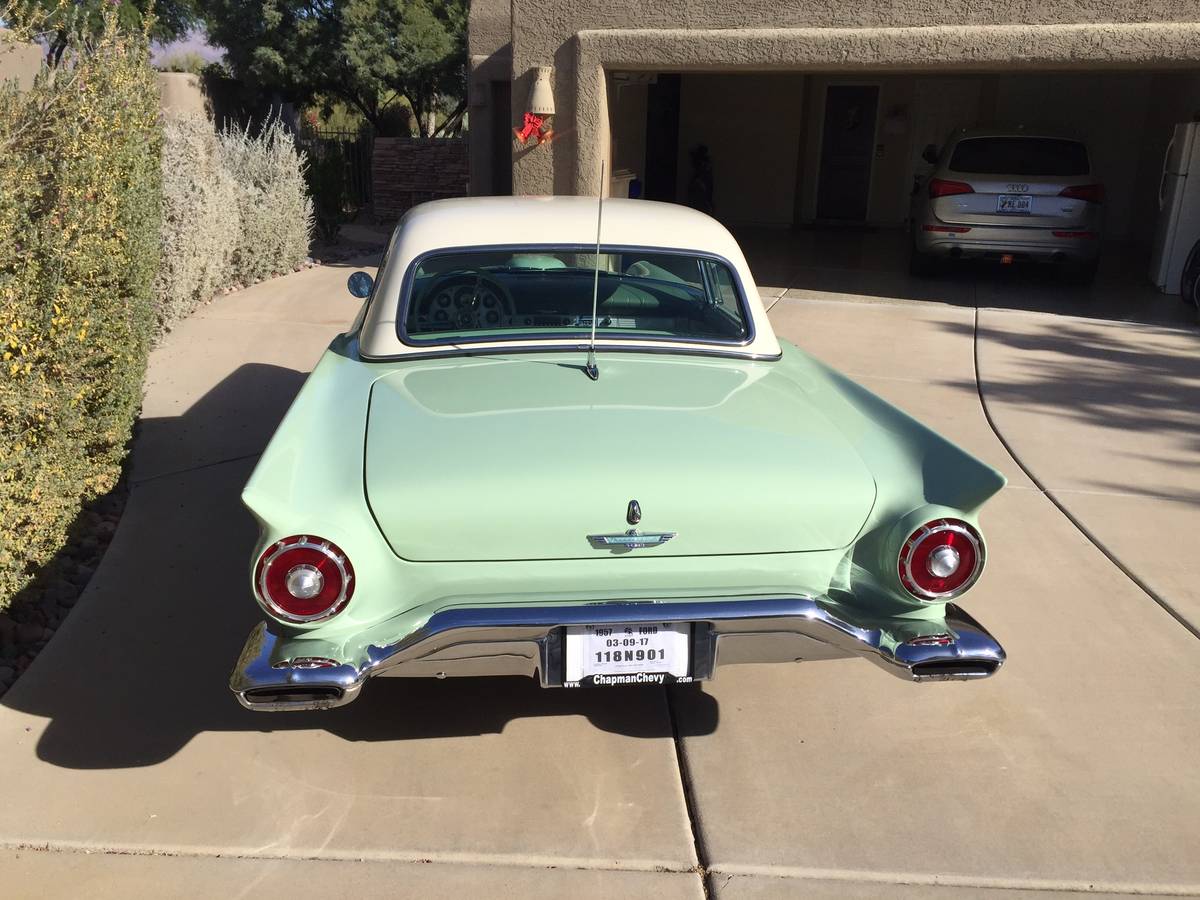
[298,128,375,205]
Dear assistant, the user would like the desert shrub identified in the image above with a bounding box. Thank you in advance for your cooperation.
[219,119,313,284]
[155,112,240,331]
[0,12,162,608]
[156,50,208,75]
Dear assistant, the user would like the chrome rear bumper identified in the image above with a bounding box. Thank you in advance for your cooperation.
[229,597,1005,711]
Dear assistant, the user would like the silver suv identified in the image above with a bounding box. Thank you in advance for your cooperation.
[910,128,1104,282]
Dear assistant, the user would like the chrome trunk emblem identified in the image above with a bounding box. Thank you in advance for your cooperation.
[589,499,674,550]
[588,531,676,549]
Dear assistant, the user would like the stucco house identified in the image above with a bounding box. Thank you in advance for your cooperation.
[466,1,1200,245]
[0,29,41,92]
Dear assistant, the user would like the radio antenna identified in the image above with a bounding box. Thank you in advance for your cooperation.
[584,160,605,381]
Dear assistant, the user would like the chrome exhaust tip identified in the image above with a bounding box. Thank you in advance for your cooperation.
[239,685,347,711]
[909,659,1001,682]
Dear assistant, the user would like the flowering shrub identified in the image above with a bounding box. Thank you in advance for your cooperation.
[218,119,313,285]
[0,12,162,608]
[156,112,240,332]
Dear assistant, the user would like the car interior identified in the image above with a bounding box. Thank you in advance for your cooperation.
[403,249,750,343]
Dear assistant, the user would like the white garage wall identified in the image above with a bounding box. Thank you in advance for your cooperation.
[676,73,806,226]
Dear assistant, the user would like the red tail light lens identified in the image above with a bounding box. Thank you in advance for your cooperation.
[928,178,974,199]
[898,519,984,601]
[1058,183,1105,203]
[255,535,355,622]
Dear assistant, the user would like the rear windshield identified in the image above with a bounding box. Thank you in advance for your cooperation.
[949,137,1089,176]
[401,248,750,345]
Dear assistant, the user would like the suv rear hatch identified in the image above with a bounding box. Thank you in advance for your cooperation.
[932,136,1099,228]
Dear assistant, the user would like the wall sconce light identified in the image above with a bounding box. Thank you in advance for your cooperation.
[528,66,555,116]
[515,67,555,145]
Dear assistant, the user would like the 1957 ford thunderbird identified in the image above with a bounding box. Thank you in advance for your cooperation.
[230,196,1006,711]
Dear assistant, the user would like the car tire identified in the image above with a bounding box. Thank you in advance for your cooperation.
[1181,240,1200,309]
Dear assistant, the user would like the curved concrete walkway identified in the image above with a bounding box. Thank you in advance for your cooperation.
[2,260,1199,897]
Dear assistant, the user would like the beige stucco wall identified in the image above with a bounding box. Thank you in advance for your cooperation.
[495,0,1200,198]
[157,72,208,116]
[468,0,514,194]
[0,29,42,92]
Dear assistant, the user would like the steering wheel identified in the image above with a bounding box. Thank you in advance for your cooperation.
[420,273,514,330]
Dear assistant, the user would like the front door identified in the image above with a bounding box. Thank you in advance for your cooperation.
[816,85,879,221]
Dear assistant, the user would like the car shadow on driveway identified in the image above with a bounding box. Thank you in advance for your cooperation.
[1,362,719,770]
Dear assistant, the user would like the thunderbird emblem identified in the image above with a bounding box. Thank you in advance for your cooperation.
[589,500,675,550]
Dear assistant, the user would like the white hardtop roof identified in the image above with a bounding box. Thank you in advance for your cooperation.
[358,196,780,360]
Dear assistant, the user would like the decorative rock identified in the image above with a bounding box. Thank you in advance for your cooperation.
[69,565,96,586]
[0,614,15,642]
[16,622,43,644]
[0,666,13,685]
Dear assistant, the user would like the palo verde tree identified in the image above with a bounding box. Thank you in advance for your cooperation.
[199,0,466,137]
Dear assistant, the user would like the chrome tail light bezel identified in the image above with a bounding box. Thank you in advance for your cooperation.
[254,535,355,624]
[897,519,985,602]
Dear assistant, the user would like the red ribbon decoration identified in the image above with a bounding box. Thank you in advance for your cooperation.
[514,111,552,145]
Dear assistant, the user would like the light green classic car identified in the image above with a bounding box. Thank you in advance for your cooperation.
[230,196,1006,711]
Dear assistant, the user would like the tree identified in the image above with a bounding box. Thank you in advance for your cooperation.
[6,1,196,65]
[199,0,466,137]
[12,1,196,43]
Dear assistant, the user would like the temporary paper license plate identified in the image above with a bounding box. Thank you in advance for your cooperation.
[997,194,1032,214]
[563,622,691,687]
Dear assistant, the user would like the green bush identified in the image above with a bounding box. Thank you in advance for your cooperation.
[0,13,162,608]
[156,112,240,332]
[219,119,313,284]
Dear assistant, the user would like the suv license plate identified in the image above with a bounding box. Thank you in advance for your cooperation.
[564,622,691,687]
[997,194,1032,214]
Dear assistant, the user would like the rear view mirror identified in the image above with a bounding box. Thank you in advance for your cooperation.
[347,271,374,299]
[921,144,939,166]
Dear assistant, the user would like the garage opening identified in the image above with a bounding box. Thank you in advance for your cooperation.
[607,69,1200,321]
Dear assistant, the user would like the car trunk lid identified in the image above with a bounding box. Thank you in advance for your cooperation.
[364,354,876,561]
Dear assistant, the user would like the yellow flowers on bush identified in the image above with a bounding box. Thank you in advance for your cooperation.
[0,12,162,607]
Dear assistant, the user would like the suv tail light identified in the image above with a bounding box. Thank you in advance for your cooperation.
[1058,183,1105,203]
[255,535,355,622]
[898,519,984,601]
[928,178,974,199]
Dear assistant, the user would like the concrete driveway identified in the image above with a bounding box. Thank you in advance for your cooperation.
[2,249,1199,898]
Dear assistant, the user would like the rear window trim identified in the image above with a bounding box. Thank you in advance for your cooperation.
[394,243,757,350]
[947,136,1091,177]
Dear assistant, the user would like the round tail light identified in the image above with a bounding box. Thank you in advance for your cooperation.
[254,535,355,622]
[897,519,984,601]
